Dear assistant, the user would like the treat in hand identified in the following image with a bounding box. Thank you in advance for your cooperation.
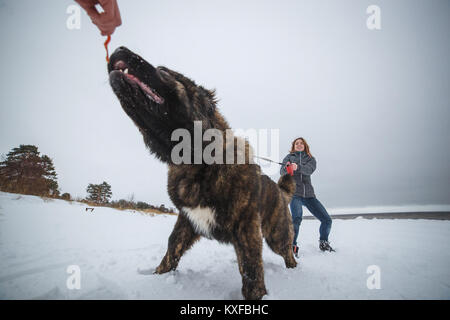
[75,0,122,36]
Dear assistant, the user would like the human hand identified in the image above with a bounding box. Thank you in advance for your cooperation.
[75,0,122,36]
[291,163,298,171]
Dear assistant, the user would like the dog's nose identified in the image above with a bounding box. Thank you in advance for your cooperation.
[108,46,131,72]
[113,46,130,55]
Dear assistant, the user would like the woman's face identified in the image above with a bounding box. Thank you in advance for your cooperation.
[294,139,305,152]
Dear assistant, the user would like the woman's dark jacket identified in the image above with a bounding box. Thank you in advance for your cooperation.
[280,151,316,198]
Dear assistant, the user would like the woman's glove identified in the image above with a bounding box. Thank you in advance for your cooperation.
[286,162,296,176]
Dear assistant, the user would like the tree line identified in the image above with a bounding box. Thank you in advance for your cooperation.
[0,144,177,214]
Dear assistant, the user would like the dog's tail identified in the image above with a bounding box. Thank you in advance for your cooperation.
[277,174,296,198]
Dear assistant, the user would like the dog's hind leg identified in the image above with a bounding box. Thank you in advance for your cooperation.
[232,220,267,300]
[154,214,200,274]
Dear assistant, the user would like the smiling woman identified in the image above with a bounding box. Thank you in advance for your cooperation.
[280,137,334,256]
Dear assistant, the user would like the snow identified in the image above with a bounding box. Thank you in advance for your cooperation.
[0,191,449,300]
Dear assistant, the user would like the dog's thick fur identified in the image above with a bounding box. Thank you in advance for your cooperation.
[108,47,297,300]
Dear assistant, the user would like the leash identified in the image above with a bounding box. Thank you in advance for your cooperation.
[254,155,283,166]
[254,155,294,176]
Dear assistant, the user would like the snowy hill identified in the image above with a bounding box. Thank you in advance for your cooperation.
[0,191,449,300]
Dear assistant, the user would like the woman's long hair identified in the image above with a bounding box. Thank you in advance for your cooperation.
[289,137,313,158]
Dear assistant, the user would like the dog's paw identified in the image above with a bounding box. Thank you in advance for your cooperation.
[154,264,175,274]
[242,282,268,300]
[284,256,298,268]
[286,260,297,268]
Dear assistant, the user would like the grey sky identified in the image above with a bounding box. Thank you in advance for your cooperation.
[0,0,449,208]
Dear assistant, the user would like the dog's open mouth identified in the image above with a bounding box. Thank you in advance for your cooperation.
[111,60,165,105]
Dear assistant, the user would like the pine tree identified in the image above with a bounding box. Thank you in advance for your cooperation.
[86,183,101,203]
[0,145,59,196]
[41,155,59,196]
[86,181,112,204]
[100,181,112,203]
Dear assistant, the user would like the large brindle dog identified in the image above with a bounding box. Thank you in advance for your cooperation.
[108,47,297,299]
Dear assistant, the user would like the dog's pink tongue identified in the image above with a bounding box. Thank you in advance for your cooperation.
[125,73,164,104]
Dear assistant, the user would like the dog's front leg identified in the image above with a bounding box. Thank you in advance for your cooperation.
[232,221,267,300]
[155,214,200,274]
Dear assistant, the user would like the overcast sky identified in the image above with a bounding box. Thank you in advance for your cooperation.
[0,0,449,209]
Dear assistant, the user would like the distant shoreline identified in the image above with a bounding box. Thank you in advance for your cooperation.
[303,212,450,220]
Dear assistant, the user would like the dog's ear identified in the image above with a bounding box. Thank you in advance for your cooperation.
[200,87,218,117]
[205,88,218,104]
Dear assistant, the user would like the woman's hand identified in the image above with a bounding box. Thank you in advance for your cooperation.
[76,0,122,36]
[287,162,298,171]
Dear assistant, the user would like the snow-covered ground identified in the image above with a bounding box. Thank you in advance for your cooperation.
[0,191,449,300]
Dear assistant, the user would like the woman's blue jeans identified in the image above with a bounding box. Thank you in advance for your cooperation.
[289,196,332,245]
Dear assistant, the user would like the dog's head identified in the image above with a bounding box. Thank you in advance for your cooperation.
[108,47,229,163]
